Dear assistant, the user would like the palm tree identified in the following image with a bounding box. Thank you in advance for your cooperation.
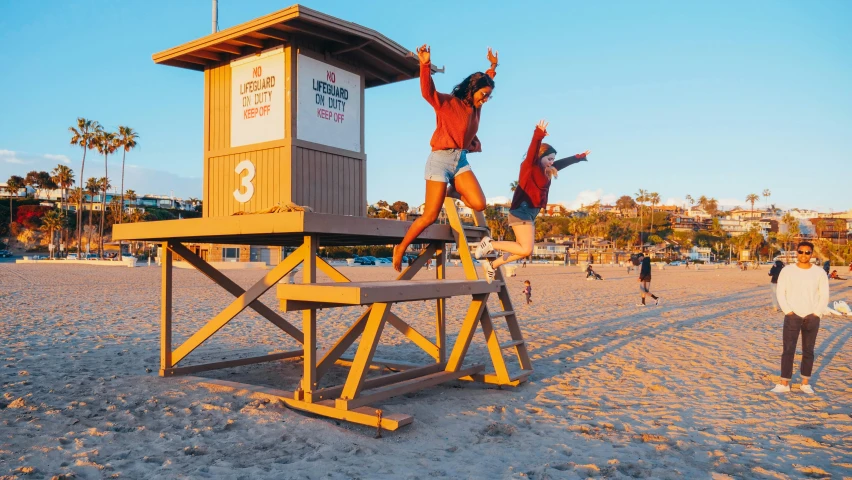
[40,210,63,259]
[96,177,112,257]
[51,164,75,250]
[684,194,694,211]
[69,118,100,256]
[814,218,826,239]
[509,181,519,193]
[116,127,139,257]
[745,193,759,221]
[635,189,648,243]
[762,189,771,213]
[84,177,100,254]
[697,195,708,212]
[648,192,660,233]
[94,128,118,258]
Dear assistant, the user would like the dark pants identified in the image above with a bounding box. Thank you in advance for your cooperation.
[781,313,821,380]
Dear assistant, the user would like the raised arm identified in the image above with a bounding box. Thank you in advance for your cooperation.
[417,44,443,108]
[485,47,498,79]
[553,150,591,172]
[523,120,548,168]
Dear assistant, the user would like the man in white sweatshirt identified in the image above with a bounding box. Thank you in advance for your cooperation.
[771,241,829,395]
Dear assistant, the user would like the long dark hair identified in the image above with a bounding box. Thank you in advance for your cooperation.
[451,72,495,106]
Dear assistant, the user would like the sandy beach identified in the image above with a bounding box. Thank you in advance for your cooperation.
[1,262,850,479]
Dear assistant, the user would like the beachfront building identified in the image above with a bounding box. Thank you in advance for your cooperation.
[689,246,712,262]
[0,183,28,198]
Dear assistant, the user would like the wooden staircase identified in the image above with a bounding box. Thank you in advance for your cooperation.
[443,198,532,386]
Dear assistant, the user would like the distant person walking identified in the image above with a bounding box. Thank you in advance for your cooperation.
[823,259,831,276]
[637,253,660,306]
[523,280,532,305]
[770,241,829,395]
[768,260,785,312]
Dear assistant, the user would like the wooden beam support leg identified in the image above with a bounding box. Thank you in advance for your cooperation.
[160,242,172,373]
[446,293,488,372]
[479,309,511,384]
[168,241,304,343]
[170,244,307,366]
[397,243,437,280]
[301,235,319,400]
[386,312,439,360]
[315,307,372,378]
[336,302,391,407]
[435,242,447,363]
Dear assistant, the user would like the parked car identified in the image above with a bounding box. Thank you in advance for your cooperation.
[353,256,377,265]
[376,258,392,264]
[0,250,12,258]
[31,254,48,260]
[668,261,682,266]
[66,253,78,260]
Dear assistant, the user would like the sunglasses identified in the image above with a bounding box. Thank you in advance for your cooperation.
[797,250,813,255]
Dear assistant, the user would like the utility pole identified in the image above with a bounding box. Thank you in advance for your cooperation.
[212,0,218,33]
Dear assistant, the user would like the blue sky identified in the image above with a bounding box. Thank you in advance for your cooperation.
[1,0,850,212]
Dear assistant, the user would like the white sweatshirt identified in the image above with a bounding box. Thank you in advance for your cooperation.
[776,264,830,317]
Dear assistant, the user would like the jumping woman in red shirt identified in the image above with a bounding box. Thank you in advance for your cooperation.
[475,120,590,282]
[392,44,498,272]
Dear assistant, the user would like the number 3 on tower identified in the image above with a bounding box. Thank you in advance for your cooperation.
[233,159,255,203]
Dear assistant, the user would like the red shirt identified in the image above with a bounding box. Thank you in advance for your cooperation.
[420,62,495,152]
[511,128,587,210]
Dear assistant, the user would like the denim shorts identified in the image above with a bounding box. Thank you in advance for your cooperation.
[508,201,541,227]
[424,149,472,182]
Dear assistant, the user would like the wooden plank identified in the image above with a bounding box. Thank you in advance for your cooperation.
[338,303,390,402]
[168,241,303,342]
[276,279,501,305]
[311,363,444,401]
[337,364,484,411]
[386,312,439,360]
[160,242,172,370]
[446,294,488,372]
[161,349,303,377]
[170,244,307,365]
[301,235,318,397]
[499,339,525,350]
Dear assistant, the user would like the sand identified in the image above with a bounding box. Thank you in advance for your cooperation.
[1,262,851,479]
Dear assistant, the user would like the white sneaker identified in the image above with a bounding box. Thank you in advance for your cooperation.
[636,303,646,307]
[482,260,496,284]
[800,384,815,395]
[655,297,661,306]
[770,384,790,393]
[475,236,494,260]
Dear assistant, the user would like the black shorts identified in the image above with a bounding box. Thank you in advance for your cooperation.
[639,275,652,282]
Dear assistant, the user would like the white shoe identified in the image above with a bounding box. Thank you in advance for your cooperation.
[636,303,646,307]
[800,384,815,395]
[475,236,494,260]
[482,260,496,284]
[655,297,661,306]
[770,384,790,393]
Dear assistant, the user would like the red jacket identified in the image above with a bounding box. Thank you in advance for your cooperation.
[510,128,587,210]
[420,62,495,152]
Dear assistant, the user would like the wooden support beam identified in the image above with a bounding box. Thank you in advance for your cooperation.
[167,241,303,342]
[356,47,411,76]
[301,235,319,398]
[446,294,488,372]
[274,22,350,44]
[443,198,479,280]
[255,28,290,42]
[386,312,439,360]
[337,302,391,405]
[161,349,303,377]
[179,55,211,66]
[336,364,485,411]
[315,307,371,378]
[160,242,172,371]
[230,36,264,48]
[478,309,511,384]
[435,242,447,363]
[311,363,445,401]
[397,243,437,280]
[331,40,371,55]
[170,244,307,365]
[316,256,350,282]
[208,43,242,55]
[186,50,223,62]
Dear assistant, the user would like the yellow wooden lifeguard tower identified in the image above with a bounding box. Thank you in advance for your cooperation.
[114,4,531,430]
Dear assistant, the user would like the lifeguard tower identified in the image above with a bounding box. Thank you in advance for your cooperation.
[114,4,531,430]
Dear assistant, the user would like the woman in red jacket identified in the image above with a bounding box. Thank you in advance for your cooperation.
[392,44,498,271]
[475,120,589,282]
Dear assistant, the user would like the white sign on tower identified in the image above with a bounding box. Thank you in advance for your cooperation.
[230,47,285,148]
[297,55,361,152]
